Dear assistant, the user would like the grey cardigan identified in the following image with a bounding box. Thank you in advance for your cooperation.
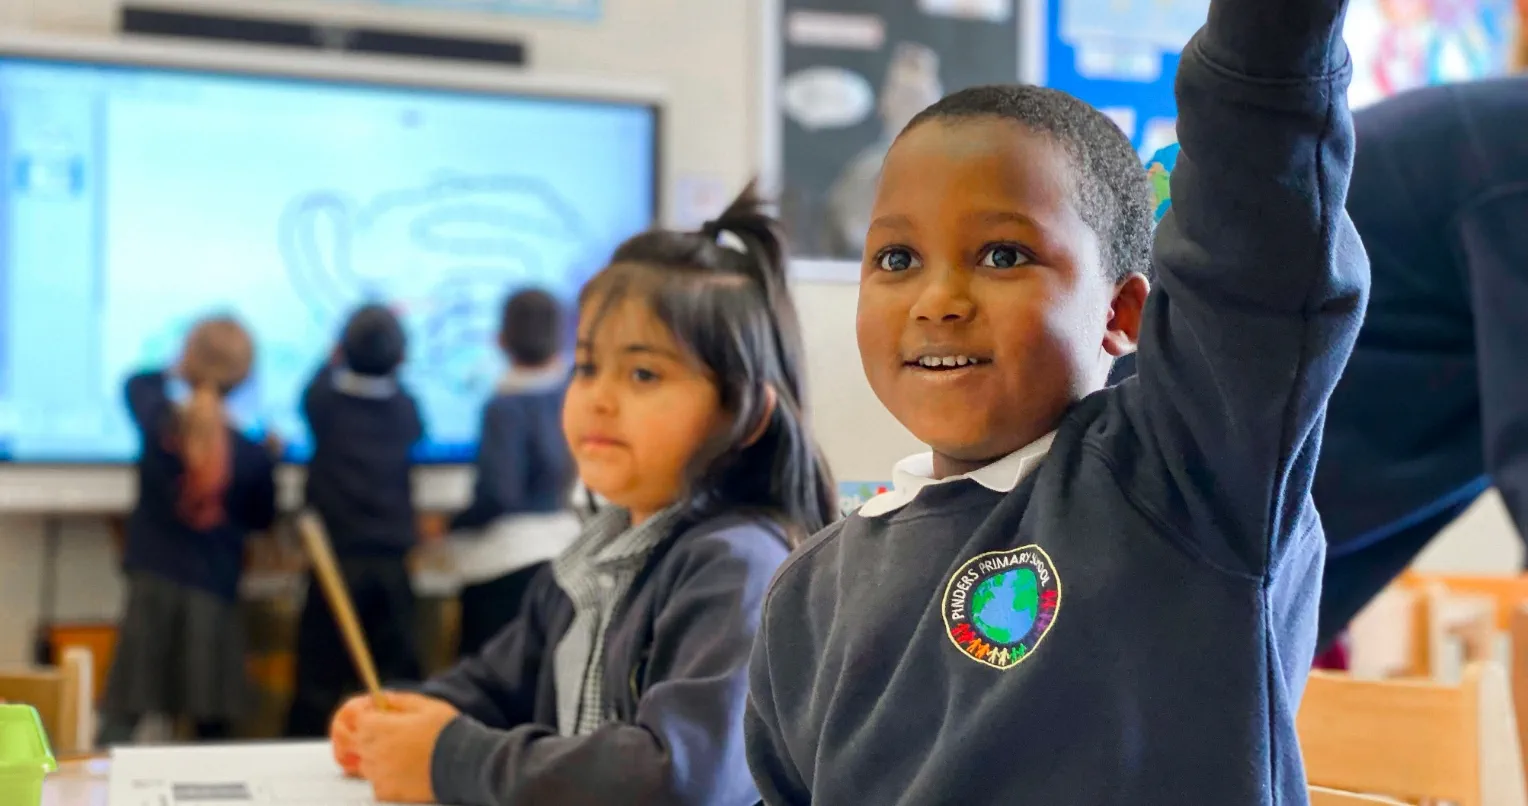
[423,513,789,806]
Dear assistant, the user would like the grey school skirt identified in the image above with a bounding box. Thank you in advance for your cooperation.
[101,572,251,723]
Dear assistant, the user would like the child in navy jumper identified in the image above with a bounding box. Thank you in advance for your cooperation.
[286,303,426,737]
[448,288,580,657]
[329,185,838,806]
[744,0,1367,803]
[100,316,277,744]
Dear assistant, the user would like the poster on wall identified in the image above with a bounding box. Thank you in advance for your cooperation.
[767,0,1025,266]
[1344,0,1519,108]
[1038,0,1208,157]
[298,0,601,20]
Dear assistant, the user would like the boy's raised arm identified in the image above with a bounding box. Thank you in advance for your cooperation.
[1130,0,1367,574]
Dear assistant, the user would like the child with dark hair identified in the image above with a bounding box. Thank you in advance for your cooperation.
[745,0,1367,802]
[447,288,580,657]
[286,302,426,737]
[100,316,278,744]
[328,184,837,806]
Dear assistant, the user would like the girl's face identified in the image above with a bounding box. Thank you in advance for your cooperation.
[563,295,726,524]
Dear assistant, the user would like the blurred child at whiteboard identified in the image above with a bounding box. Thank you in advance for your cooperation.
[285,303,426,738]
[330,185,837,806]
[99,316,278,745]
[444,288,580,657]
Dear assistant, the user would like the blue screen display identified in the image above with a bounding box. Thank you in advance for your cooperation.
[0,54,656,463]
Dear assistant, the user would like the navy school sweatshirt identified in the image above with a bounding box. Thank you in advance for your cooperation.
[1313,77,1528,558]
[303,365,424,556]
[449,386,574,533]
[421,514,788,806]
[123,371,278,601]
[744,0,1368,803]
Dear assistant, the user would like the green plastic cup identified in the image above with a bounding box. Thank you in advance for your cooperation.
[0,704,57,806]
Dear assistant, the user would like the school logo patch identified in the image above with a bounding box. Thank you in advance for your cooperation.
[942,545,1061,669]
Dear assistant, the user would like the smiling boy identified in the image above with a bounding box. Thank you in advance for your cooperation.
[744,0,1367,802]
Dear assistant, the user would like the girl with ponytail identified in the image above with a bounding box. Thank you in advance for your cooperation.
[100,316,278,745]
[332,183,836,806]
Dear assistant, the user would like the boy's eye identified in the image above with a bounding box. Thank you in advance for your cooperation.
[979,245,1028,269]
[573,362,596,378]
[631,367,659,384]
[875,248,920,272]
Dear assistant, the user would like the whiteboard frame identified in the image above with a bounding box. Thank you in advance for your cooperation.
[0,30,666,511]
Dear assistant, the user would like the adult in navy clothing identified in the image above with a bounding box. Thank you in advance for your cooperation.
[1313,75,1528,646]
[1119,76,1528,648]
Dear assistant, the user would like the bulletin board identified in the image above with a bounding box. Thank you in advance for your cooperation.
[1343,0,1519,109]
[761,0,1031,278]
[1033,0,1206,157]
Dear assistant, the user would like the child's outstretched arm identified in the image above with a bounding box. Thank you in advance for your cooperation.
[1128,0,1367,575]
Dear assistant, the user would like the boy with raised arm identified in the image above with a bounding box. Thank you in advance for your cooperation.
[745,0,1366,802]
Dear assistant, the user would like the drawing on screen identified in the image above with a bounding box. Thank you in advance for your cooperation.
[278,173,593,396]
[1060,0,1210,81]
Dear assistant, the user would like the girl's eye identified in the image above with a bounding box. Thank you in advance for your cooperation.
[631,367,659,384]
[573,362,596,378]
[875,248,920,273]
[979,245,1029,270]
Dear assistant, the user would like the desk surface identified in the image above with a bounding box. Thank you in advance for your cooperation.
[42,757,109,806]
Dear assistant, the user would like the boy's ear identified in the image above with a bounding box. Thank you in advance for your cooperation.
[1103,273,1149,357]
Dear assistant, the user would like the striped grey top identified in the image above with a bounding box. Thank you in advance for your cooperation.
[550,505,681,736]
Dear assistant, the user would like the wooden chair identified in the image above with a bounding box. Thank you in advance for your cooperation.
[0,647,93,755]
[1348,582,1499,679]
[1298,662,1526,806]
[1401,572,1528,633]
[1308,786,1407,805]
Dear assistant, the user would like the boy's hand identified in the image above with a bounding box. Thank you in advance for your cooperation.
[354,692,460,804]
[329,694,377,777]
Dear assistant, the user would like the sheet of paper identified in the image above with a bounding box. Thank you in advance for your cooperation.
[108,741,439,806]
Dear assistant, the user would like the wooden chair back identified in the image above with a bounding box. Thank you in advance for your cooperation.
[1297,662,1526,806]
[0,646,92,755]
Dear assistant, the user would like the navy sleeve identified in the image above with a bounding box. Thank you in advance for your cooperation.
[1463,191,1528,548]
[429,524,786,806]
[744,587,812,806]
[420,568,554,727]
[401,388,425,447]
[301,366,331,440]
[124,371,170,436]
[232,447,279,532]
[1124,0,1368,575]
[451,398,527,532]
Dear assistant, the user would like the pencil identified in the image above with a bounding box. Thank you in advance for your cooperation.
[295,510,389,711]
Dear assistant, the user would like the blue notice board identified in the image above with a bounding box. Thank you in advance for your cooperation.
[1032,0,1208,156]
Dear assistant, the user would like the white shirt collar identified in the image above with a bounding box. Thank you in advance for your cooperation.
[332,367,398,399]
[858,431,1056,518]
[497,362,568,395]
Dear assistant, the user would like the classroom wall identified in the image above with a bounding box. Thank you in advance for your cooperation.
[0,0,1520,667]
[0,0,922,665]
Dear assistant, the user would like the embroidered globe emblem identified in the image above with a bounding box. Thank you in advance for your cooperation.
[971,567,1039,644]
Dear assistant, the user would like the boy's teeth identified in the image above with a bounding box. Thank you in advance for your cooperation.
[919,355,978,368]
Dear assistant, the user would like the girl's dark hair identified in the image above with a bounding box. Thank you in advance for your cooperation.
[580,181,837,544]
